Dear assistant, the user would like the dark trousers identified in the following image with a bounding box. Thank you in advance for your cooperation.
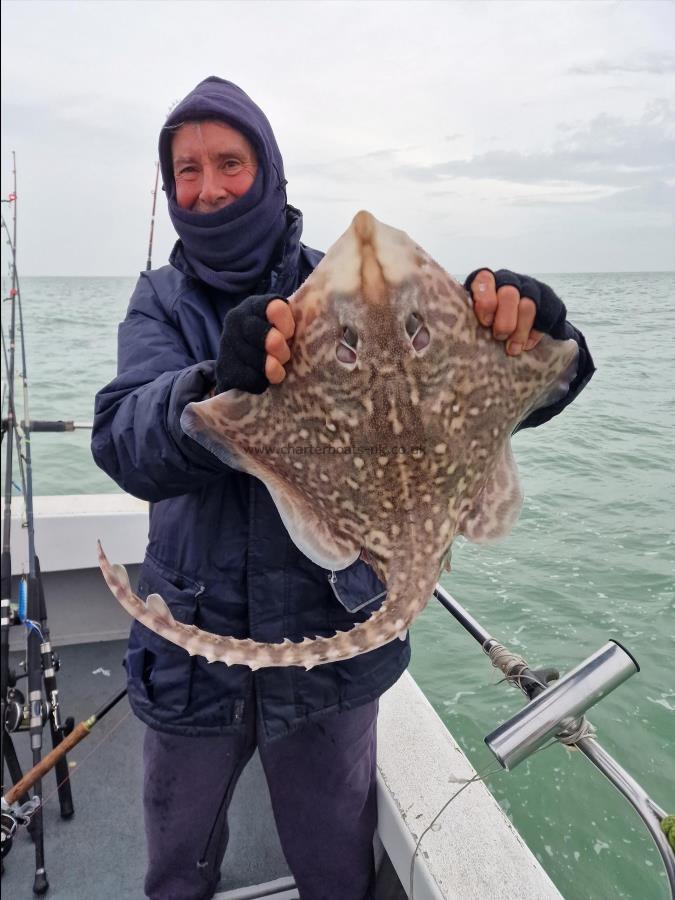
[143,698,379,900]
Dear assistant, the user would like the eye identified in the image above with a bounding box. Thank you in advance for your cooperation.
[342,326,358,349]
[336,325,358,366]
[223,159,244,175]
[405,312,423,337]
[405,311,430,352]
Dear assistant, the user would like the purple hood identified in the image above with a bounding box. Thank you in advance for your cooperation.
[159,76,289,294]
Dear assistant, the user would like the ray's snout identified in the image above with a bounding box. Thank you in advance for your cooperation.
[352,209,376,241]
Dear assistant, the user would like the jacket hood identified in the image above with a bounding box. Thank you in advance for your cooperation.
[159,76,288,295]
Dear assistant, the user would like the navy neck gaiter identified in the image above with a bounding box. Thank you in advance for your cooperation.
[159,76,289,294]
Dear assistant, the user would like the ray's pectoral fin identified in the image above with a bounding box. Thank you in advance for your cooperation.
[262,478,361,571]
[523,337,579,421]
[458,441,523,543]
[180,392,361,572]
[181,390,262,472]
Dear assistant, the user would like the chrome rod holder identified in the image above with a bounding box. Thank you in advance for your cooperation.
[485,640,639,771]
[433,587,673,894]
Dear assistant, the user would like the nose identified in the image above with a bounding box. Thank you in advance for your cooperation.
[199,164,228,206]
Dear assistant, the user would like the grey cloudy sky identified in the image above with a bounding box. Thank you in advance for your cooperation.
[1,0,674,276]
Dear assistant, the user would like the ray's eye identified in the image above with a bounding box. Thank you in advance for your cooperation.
[342,326,358,348]
[405,311,430,351]
[336,325,358,366]
[405,312,422,337]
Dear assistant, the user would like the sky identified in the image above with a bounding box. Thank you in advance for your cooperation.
[1,0,674,276]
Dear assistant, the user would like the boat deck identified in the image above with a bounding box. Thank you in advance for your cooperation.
[2,496,564,900]
[2,640,321,899]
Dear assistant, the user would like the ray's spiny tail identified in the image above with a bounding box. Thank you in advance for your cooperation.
[97,542,436,670]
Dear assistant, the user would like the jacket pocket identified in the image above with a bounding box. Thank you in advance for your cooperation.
[327,556,387,614]
[126,553,205,715]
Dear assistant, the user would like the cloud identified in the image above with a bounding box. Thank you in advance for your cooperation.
[292,146,418,180]
[2,0,673,274]
[1,95,155,155]
[506,180,675,219]
[395,101,675,193]
[568,56,675,76]
[295,193,359,205]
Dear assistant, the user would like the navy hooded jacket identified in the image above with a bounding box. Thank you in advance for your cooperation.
[91,78,595,740]
[92,204,416,741]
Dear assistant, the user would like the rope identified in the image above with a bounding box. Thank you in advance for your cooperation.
[484,641,549,692]
[408,728,564,900]
[556,716,596,747]
[485,641,529,675]
[409,765,504,899]
[22,618,45,641]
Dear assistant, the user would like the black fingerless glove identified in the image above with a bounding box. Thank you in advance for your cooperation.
[464,269,568,339]
[215,294,287,395]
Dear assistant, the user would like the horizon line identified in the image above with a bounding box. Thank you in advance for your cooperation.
[5,269,675,279]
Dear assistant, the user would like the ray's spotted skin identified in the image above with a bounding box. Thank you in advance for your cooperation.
[98,211,578,670]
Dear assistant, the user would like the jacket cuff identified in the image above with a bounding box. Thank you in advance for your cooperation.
[167,360,222,467]
[516,322,596,431]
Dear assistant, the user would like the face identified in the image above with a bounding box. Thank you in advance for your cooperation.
[171,120,258,213]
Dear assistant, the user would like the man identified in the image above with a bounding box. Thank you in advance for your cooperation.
[92,76,594,900]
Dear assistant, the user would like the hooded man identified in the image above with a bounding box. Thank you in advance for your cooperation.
[92,76,594,899]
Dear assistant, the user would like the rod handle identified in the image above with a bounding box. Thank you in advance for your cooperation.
[3,720,91,805]
[1,418,93,432]
[26,420,74,432]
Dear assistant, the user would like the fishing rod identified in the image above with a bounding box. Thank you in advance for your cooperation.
[1,686,128,859]
[9,200,76,812]
[1,158,19,879]
[433,584,675,895]
[145,103,180,272]
[1,418,92,436]
[145,160,160,271]
[0,155,75,894]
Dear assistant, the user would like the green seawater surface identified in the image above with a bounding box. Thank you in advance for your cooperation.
[2,272,674,899]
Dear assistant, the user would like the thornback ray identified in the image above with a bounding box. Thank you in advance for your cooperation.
[98,210,579,670]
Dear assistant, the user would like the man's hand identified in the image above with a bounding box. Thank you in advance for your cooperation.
[465,269,567,357]
[265,298,295,384]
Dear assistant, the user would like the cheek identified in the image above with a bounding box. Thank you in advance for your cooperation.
[228,170,257,198]
[175,181,199,209]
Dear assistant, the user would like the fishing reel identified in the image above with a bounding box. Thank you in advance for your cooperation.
[3,686,50,734]
[1,796,40,859]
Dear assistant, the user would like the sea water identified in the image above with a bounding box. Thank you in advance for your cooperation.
[2,272,674,899]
